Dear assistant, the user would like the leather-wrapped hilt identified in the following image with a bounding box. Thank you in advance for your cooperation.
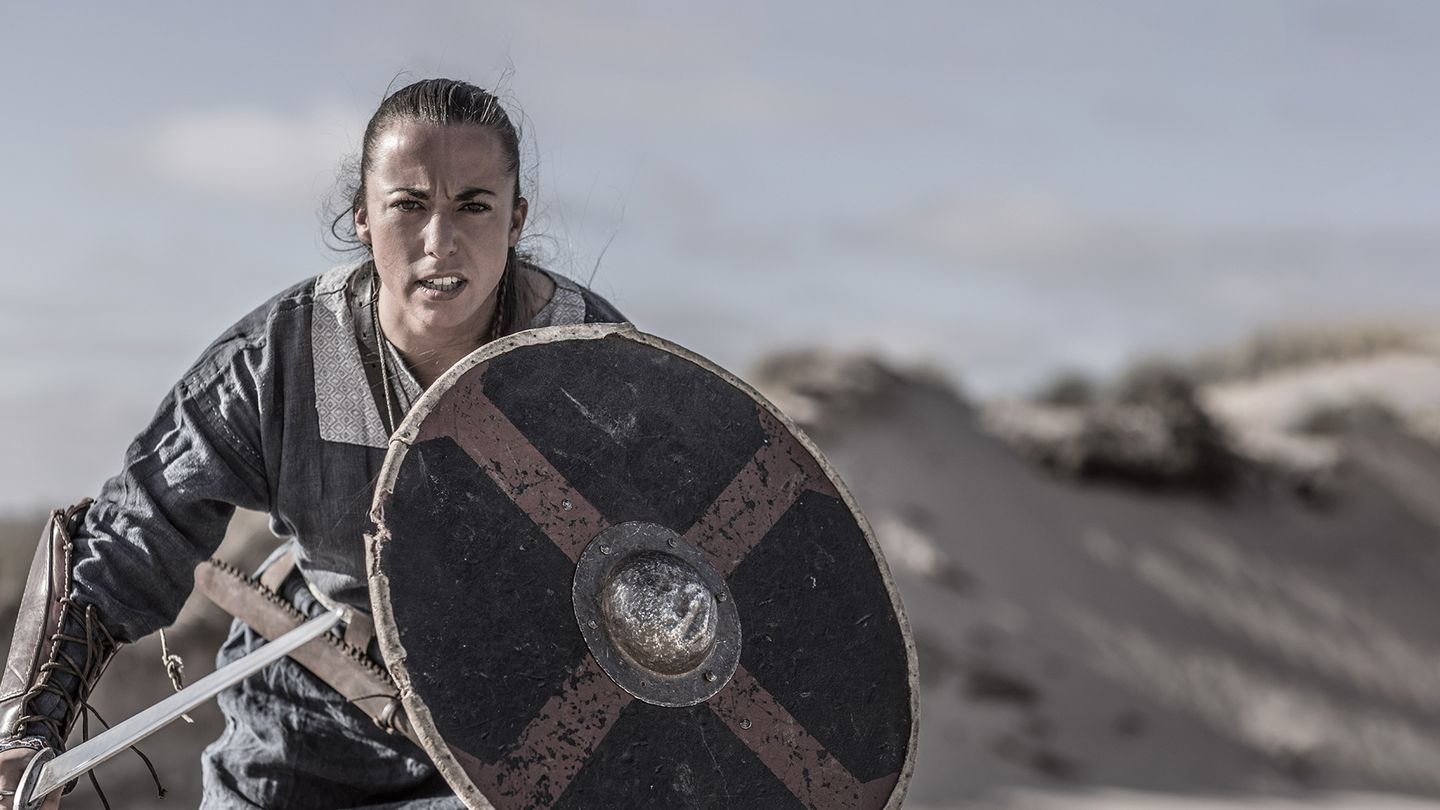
[0,500,117,749]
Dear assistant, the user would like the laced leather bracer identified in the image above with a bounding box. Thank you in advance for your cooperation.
[0,500,118,750]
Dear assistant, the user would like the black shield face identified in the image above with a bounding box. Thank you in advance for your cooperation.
[369,324,917,809]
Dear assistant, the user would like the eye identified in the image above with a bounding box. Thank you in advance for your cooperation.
[391,199,423,212]
[461,201,492,213]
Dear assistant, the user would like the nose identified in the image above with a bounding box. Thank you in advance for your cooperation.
[423,212,456,259]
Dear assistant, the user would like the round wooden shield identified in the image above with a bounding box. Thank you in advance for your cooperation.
[369,324,917,809]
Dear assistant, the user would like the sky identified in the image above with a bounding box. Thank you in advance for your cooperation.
[0,1,1436,509]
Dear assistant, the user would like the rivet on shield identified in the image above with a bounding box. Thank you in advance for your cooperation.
[740,717,752,730]
[561,498,573,510]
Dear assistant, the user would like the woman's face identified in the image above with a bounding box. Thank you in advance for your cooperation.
[355,119,526,337]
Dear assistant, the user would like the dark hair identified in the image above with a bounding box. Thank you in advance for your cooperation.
[330,78,530,335]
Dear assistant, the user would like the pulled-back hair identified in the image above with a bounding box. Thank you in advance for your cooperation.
[331,78,524,244]
[331,78,531,336]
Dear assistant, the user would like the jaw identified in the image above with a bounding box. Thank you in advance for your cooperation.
[385,280,498,349]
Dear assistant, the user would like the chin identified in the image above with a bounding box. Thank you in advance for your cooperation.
[417,307,482,333]
[410,293,486,331]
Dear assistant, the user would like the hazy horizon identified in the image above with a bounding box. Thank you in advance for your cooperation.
[2,1,1437,509]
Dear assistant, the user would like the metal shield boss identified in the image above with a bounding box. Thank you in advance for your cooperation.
[369,324,918,809]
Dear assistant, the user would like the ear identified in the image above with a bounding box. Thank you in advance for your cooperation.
[509,197,529,248]
[354,205,372,247]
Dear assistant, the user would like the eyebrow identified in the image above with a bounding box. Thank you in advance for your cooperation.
[386,186,497,200]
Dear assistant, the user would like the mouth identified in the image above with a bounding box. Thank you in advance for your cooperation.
[416,275,466,293]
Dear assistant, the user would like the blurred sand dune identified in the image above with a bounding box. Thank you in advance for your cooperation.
[756,340,1440,808]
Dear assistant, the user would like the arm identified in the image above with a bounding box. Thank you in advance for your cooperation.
[2,327,273,755]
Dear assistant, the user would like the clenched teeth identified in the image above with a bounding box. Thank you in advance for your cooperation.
[419,277,464,292]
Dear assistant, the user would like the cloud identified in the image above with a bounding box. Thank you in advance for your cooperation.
[809,192,1440,393]
[875,194,1434,277]
[130,103,364,209]
[864,193,1440,311]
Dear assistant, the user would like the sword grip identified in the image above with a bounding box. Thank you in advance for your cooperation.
[6,747,56,810]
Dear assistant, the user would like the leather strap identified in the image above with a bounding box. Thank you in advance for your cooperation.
[193,557,417,745]
[0,517,64,720]
[342,609,376,652]
[296,570,376,654]
[257,551,296,594]
[0,501,115,747]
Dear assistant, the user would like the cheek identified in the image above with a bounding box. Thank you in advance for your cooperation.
[370,217,420,257]
[462,222,513,254]
[369,222,420,289]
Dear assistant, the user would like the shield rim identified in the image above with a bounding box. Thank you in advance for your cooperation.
[367,322,920,810]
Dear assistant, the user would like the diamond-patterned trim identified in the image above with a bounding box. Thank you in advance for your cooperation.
[312,264,389,448]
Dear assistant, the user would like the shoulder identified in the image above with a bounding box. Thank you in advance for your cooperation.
[524,263,628,328]
[180,262,360,396]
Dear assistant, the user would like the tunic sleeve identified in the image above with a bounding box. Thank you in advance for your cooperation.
[580,285,627,324]
[70,318,274,644]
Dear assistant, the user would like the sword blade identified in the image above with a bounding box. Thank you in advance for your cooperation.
[20,609,344,805]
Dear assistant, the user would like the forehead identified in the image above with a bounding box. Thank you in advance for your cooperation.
[368,120,512,187]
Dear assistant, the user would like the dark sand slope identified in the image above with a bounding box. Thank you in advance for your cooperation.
[777,365,1440,808]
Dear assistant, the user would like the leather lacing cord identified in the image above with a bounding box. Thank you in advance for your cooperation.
[13,600,165,809]
[157,627,194,724]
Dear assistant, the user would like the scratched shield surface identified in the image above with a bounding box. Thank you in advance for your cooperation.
[369,324,917,810]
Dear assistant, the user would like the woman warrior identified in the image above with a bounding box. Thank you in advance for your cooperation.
[0,78,623,809]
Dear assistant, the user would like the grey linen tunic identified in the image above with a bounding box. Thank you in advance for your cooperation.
[62,261,624,808]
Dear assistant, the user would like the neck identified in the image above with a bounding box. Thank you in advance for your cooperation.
[376,286,499,389]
